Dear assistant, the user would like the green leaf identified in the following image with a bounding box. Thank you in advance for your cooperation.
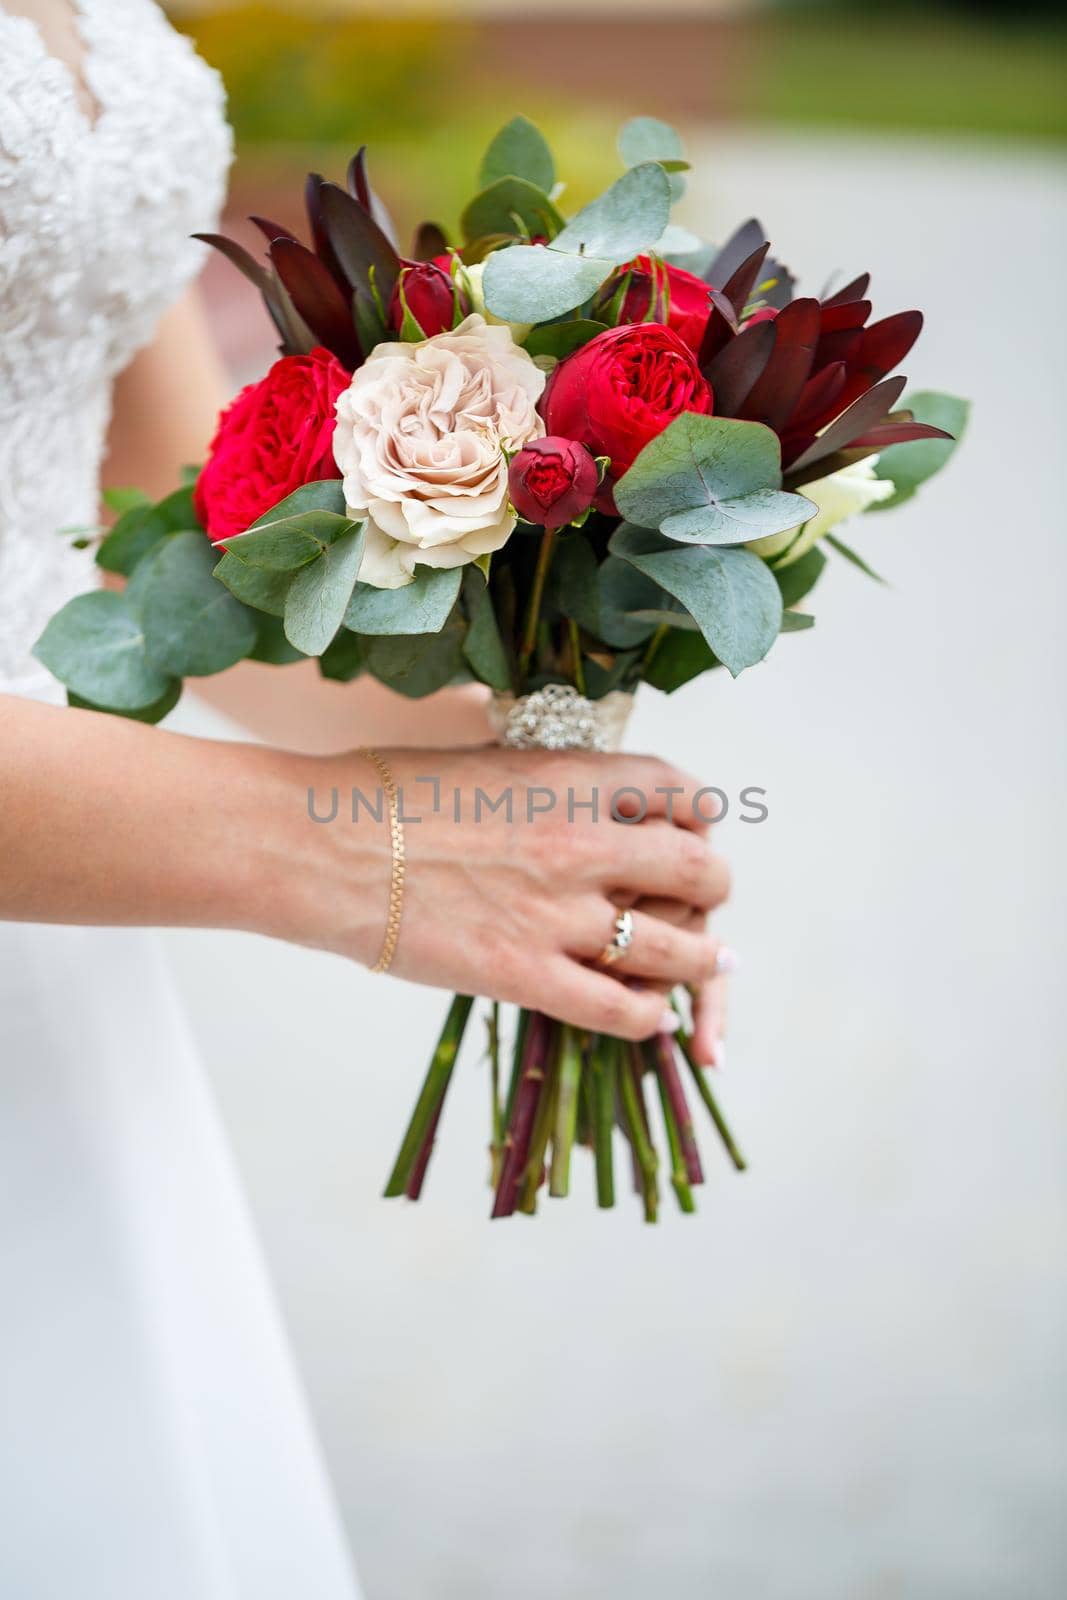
[596,556,663,647]
[102,485,151,516]
[364,615,468,698]
[552,163,671,262]
[546,533,600,634]
[825,533,887,584]
[140,531,259,677]
[773,545,826,608]
[615,413,815,544]
[461,569,511,690]
[33,590,175,710]
[284,522,366,655]
[461,177,563,245]
[96,504,170,575]
[343,564,460,636]
[611,523,782,678]
[68,679,182,724]
[318,629,365,682]
[779,610,815,632]
[871,391,970,510]
[220,481,353,570]
[249,613,307,665]
[482,244,612,323]
[213,551,293,617]
[644,629,718,693]
[479,116,555,194]
[617,116,687,200]
[522,320,608,361]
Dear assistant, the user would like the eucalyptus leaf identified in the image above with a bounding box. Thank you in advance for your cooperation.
[140,531,259,677]
[615,413,814,544]
[617,116,687,200]
[364,615,467,698]
[33,590,175,710]
[213,551,293,618]
[482,245,610,323]
[343,564,460,636]
[546,533,600,634]
[611,523,782,677]
[552,163,671,262]
[96,503,171,576]
[871,391,970,510]
[249,613,307,665]
[773,545,826,608]
[68,679,182,725]
[644,629,718,693]
[219,480,351,570]
[102,486,151,516]
[522,320,608,361]
[825,533,886,584]
[461,569,511,690]
[479,116,555,194]
[284,522,366,655]
[779,610,815,632]
[318,629,365,682]
[597,556,663,648]
[461,177,563,245]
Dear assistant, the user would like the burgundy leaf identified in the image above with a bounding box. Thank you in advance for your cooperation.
[193,231,294,350]
[705,320,777,415]
[698,242,770,365]
[706,285,740,333]
[305,172,349,292]
[818,299,872,335]
[413,221,449,260]
[270,239,362,369]
[786,375,907,475]
[813,327,865,374]
[835,311,923,411]
[249,215,300,246]
[783,446,879,488]
[789,359,848,432]
[848,421,953,449]
[704,218,766,288]
[822,272,871,307]
[268,270,317,355]
[738,296,821,430]
[318,181,401,307]
[347,145,372,212]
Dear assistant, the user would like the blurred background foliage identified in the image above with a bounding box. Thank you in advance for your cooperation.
[168,0,1066,239]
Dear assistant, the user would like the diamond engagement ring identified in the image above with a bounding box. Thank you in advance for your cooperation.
[597,908,635,967]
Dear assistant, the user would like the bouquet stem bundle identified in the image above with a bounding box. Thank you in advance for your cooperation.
[385,993,745,1221]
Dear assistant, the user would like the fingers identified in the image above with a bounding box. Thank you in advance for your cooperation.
[534,959,678,1042]
[690,974,729,1069]
[566,904,722,987]
[606,824,731,910]
[543,752,725,836]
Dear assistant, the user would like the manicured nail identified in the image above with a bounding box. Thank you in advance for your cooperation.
[710,1040,726,1071]
[659,1010,682,1034]
[715,947,739,976]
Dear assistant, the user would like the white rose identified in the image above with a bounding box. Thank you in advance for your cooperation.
[333,313,546,589]
[748,456,896,567]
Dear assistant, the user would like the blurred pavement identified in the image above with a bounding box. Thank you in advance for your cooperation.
[165,132,1067,1599]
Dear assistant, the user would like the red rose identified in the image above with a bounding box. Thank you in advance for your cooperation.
[195,348,350,543]
[508,437,599,529]
[389,260,467,338]
[601,256,714,354]
[541,324,714,511]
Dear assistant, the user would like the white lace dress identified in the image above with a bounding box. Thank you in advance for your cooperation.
[0,5,360,1595]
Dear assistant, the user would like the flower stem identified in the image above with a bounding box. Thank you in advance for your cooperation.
[674,1026,747,1173]
[517,526,557,684]
[491,1010,551,1218]
[519,1035,560,1212]
[641,623,670,674]
[384,993,474,1197]
[592,1036,616,1209]
[619,1044,659,1223]
[568,619,586,695]
[654,1068,696,1214]
[649,1033,704,1186]
[549,1024,582,1197]
[487,1000,504,1187]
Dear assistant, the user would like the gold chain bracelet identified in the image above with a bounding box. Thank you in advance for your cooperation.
[358,748,405,975]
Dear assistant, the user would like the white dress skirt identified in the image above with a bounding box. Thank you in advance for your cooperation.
[0,3,360,1594]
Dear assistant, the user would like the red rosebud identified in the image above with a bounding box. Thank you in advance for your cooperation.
[194,347,350,544]
[508,437,599,530]
[389,260,467,338]
[601,255,714,354]
[541,324,714,512]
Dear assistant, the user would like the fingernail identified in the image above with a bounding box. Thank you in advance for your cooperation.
[659,1010,682,1034]
[710,1040,726,1071]
[715,947,739,976]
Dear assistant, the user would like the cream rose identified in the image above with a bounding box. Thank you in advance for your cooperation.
[333,313,546,589]
[747,456,896,567]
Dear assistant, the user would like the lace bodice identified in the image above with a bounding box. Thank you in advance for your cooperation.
[0,0,232,699]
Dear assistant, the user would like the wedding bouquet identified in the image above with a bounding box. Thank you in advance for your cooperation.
[36,116,966,1220]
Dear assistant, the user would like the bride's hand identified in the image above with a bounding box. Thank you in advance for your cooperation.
[282,745,731,1042]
